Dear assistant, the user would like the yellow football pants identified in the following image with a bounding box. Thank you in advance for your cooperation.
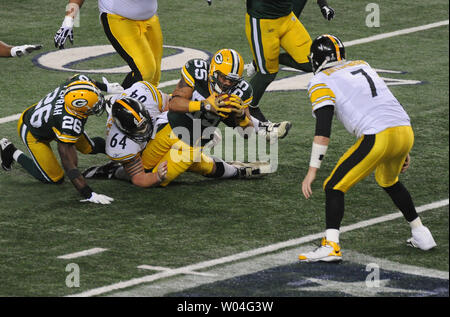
[324,126,414,193]
[101,13,163,86]
[141,124,215,187]
[245,12,311,74]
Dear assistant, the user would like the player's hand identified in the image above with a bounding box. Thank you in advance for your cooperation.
[102,77,124,94]
[401,154,410,173]
[80,192,114,204]
[320,5,335,20]
[10,44,42,57]
[217,94,246,117]
[206,0,212,5]
[201,93,232,118]
[157,161,168,182]
[301,167,318,199]
[54,16,74,49]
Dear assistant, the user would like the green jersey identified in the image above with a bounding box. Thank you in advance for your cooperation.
[246,0,308,19]
[22,74,93,144]
[168,58,253,147]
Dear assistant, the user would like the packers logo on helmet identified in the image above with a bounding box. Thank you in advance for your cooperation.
[111,97,153,143]
[64,80,105,118]
[209,48,244,94]
[309,34,346,74]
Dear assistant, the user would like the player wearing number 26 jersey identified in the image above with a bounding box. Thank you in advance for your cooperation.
[298,34,436,263]
[0,74,117,204]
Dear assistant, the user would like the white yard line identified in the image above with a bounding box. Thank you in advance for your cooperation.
[68,198,448,297]
[0,19,448,126]
[57,248,108,260]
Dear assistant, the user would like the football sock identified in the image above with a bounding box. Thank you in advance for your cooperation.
[409,217,423,230]
[249,72,277,109]
[249,106,267,123]
[208,157,238,179]
[279,53,313,72]
[14,151,50,183]
[325,189,345,230]
[325,229,340,244]
[382,181,418,222]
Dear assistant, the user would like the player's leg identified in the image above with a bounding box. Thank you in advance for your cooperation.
[144,15,163,87]
[375,126,436,250]
[100,13,154,88]
[279,12,312,72]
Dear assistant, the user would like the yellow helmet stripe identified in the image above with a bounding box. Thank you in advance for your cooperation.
[116,99,142,122]
[325,34,342,61]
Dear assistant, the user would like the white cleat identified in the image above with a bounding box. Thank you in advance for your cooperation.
[299,238,343,262]
[258,121,292,142]
[407,226,437,250]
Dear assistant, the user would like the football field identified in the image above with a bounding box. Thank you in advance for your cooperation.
[0,0,448,301]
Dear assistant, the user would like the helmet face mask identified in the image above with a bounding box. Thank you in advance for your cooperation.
[209,49,244,94]
[309,34,346,74]
[64,80,105,118]
[111,97,153,144]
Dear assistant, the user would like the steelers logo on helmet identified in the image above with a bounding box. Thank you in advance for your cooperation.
[309,34,346,74]
[111,97,153,143]
[209,48,244,94]
[64,80,105,118]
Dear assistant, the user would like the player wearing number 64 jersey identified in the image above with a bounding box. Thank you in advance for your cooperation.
[0,74,121,204]
[298,34,436,263]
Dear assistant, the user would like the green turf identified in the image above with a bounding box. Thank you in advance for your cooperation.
[0,0,448,296]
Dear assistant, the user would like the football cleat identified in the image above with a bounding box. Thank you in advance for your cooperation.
[258,121,292,142]
[229,161,272,178]
[0,138,17,171]
[298,238,342,262]
[407,226,437,251]
[82,161,122,179]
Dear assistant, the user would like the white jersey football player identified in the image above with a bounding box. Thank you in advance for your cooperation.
[83,81,169,187]
[298,34,436,263]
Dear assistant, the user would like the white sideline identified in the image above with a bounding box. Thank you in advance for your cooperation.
[57,248,108,260]
[67,198,449,297]
[0,19,448,126]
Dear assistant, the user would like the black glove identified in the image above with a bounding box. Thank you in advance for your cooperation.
[206,0,212,5]
[318,1,335,21]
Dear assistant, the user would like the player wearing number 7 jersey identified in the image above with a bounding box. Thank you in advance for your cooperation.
[0,74,119,204]
[298,34,436,262]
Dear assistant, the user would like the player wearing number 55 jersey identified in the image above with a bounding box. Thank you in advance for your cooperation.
[0,74,115,204]
[298,35,436,262]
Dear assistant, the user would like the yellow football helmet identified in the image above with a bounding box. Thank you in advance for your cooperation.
[64,80,104,118]
[209,48,244,94]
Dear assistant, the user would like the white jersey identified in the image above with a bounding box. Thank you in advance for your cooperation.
[98,0,157,21]
[307,60,410,138]
[106,81,167,163]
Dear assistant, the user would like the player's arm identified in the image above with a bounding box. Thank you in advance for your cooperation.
[302,105,334,199]
[0,40,42,58]
[317,0,335,20]
[167,78,195,112]
[58,142,113,204]
[121,156,167,188]
[54,0,84,49]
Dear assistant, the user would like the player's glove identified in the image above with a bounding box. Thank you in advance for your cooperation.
[10,44,42,57]
[102,77,124,94]
[80,192,114,205]
[217,94,246,118]
[54,16,74,49]
[318,0,335,20]
[200,94,233,118]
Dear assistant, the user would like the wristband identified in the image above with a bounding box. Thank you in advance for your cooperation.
[309,142,328,168]
[67,168,82,181]
[317,0,328,8]
[79,185,93,199]
[188,100,201,112]
[62,15,74,28]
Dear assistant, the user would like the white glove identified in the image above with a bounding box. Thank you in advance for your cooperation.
[11,44,42,57]
[80,192,114,204]
[54,16,74,49]
[102,77,124,94]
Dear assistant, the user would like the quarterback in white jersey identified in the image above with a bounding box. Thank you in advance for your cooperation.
[298,34,436,263]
